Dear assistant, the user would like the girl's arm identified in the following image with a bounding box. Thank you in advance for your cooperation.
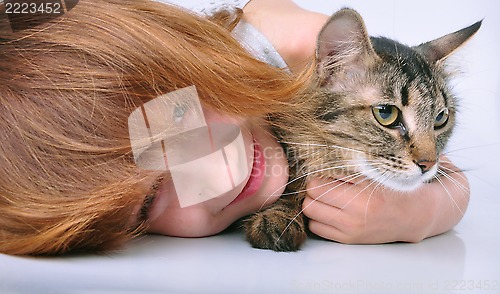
[242,0,328,73]
[303,158,470,244]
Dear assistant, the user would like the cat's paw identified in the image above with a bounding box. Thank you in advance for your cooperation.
[244,209,307,252]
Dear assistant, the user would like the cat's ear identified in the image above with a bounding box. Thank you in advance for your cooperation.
[316,8,378,77]
[414,20,482,63]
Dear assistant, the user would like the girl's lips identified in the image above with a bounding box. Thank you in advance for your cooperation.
[229,140,266,205]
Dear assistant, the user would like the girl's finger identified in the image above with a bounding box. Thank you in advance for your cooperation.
[308,219,346,243]
[302,194,343,225]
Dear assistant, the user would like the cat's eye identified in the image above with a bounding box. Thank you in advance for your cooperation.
[434,108,449,129]
[372,105,401,128]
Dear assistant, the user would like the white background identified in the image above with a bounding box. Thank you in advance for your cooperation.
[1,1,499,293]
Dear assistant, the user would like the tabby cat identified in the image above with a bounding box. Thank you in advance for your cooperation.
[244,8,481,251]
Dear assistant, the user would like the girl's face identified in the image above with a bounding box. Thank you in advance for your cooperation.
[132,107,289,237]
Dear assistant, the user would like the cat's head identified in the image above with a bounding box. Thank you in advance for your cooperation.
[306,8,481,191]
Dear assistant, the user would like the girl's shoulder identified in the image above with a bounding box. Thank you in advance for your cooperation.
[155,0,251,16]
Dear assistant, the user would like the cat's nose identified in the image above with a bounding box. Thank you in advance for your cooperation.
[416,160,436,173]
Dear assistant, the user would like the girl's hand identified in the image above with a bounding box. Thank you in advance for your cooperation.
[303,159,469,244]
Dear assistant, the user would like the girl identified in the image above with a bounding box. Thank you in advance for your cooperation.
[0,0,305,255]
[0,0,469,255]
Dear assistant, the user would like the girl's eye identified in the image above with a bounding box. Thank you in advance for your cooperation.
[434,108,449,129]
[372,105,401,128]
[173,103,188,123]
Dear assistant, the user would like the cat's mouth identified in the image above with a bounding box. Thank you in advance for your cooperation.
[357,158,439,192]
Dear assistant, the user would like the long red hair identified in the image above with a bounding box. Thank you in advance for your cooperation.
[0,0,309,255]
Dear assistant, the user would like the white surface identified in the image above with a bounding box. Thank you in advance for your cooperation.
[1,1,499,294]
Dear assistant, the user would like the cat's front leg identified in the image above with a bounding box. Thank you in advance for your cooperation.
[243,193,307,252]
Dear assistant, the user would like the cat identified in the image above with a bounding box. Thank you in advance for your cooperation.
[244,8,481,251]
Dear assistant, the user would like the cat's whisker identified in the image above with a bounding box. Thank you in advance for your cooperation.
[363,171,389,226]
[328,175,380,222]
[312,153,378,168]
[437,169,470,197]
[291,161,385,193]
[276,167,384,242]
[275,170,378,241]
[278,140,366,154]
[260,160,384,209]
[310,169,377,195]
[274,173,368,243]
[298,158,356,172]
[365,167,412,225]
[442,142,500,155]
[433,174,465,217]
[438,165,468,184]
[258,163,367,210]
[278,171,362,196]
[437,160,480,176]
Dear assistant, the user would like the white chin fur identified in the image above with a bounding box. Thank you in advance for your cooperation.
[360,163,438,192]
